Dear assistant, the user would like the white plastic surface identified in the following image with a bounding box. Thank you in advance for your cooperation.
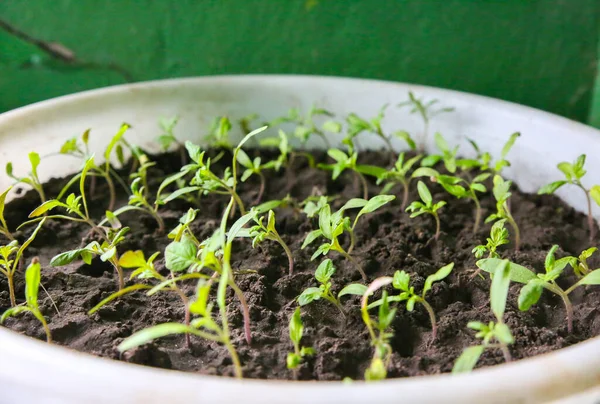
[0,75,599,403]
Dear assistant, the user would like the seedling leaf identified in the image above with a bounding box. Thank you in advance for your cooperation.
[490,260,510,320]
[423,262,454,297]
[452,345,484,374]
[476,258,537,284]
[338,283,368,298]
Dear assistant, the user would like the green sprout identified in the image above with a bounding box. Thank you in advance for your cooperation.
[235,148,270,204]
[232,209,294,275]
[345,106,396,159]
[286,307,315,371]
[6,152,46,204]
[0,258,52,343]
[467,132,520,174]
[538,154,600,243]
[477,245,600,333]
[205,116,234,149]
[472,220,509,259]
[486,175,521,251]
[368,263,454,341]
[302,195,395,280]
[574,247,597,278]
[0,219,46,307]
[406,181,446,241]
[420,133,459,173]
[270,105,341,148]
[453,259,514,373]
[118,197,245,378]
[0,187,15,241]
[297,259,368,317]
[398,92,454,152]
[361,277,396,381]
[318,147,386,199]
[157,116,186,165]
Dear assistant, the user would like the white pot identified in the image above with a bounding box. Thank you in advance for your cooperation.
[0,76,599,404]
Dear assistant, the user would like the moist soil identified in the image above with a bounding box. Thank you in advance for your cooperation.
[1,149,599,380]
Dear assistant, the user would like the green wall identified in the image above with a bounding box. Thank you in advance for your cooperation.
[1,0,599,123]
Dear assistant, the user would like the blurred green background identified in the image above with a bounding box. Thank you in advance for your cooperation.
[1,0,600,127]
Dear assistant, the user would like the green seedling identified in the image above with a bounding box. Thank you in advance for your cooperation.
[406,181,446,241]
[420,133,459,173]
[361,277,396,381]
[297,259,368,317]
[368,263,454,341]
[239,113,259,136]
[538,154,600,243]
[302,195,395,280]
[270,105,341,148]
[0,219,46,307]
[319,147,387,199]
[233,209,294,275]
[486,175,521,251]
[477,245,600,333]
[286,307,315,371]
[302,195,336,218]
[473,219,509,259]
[467,132,520,174]
[377,153,438,210]
[157,116,186,165]
[573,247,597,278]
[235,148,270,204]
[453,260,514,373]
[432,170,491,233]
[392,130,418,152]
[345,106,396,159]
[1,258,52,343]
[6,152,46,204]
[398,92,454,152]
[0,187,15,241]
[118,197,245,378]
[50,226,129,290]
[206,116,234,149]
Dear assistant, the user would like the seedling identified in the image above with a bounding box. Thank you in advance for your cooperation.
[286,307,315,371]
[406,181,446,240]
[471,219,509,278]
[297,259,348,317]
[573,247,597,278]
[235,148,270,204]
[486,175,520,250]
[453,260,514,373]
[157,116,186,165]
[368,263,455,341]
[361,277,396,381]
[232,209,294,275]
[477,245,600,333]
[0,187,15,241]
[467,132,520,174]
[0,219,46,306]
[205,116,234,149]
[398,92,454,152]
[302,195,395,280]
[0,258,52,343]
[420,133,459,173]
[6,152,46,204]
[345,106,396,159]
[319,147,387,199]
[270,106,341,148]
[538,154,600,243]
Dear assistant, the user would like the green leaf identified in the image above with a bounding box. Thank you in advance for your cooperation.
[5,162,13,177]
[590,185,600,207]
[297,287,323,306]
[165,239,197,272]
[118,323,200,352]
[392,270,411,292]
[476,258,537,284]
[339,198,368,212]
[544,245,558,272]
[576,269,600,286]
[315,259,335,283]
[357,195,395,217]
[338,283,368,298]
[557,162,575,181]
[490,260,511,320]
[355,164,388,178]
[434,133,450,152]
[289,307,303,345]
[327,149,348,163]
[50,248,88,266]
[412,167,439,178]
[322,120,341,133]
[25,259,42,310]
[494,323,514,345]
[0,306,30,323]
[501,132,520,158]
[118,250,147,268]
[236,148,253,168]
[423,263,454,297]
[302,229,323,249]
[417,181,432,206]
[393,130,416,151]
[0,186,12,227]
[518,280,544,311]
[104,124,130,162]
[318,204,333,239]
[29,200,64,218]
[161,186,201,204]
[28,152,41,176]
[228,212,256,242]
[452,345,484,374]
[88,284,152,314]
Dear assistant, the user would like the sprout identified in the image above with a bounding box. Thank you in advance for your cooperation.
[269,105,341,148]
[286,308,315,371]
[345,106,396,160]
[486,175,521,251]
[6,151,46,204]
[406,181,446,240]
[0,187,15,241]
[157,116,186,165]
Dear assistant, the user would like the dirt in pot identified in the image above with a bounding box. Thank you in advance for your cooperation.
[1,143,599,381]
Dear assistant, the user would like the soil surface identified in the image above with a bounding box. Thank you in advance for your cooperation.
[1,149,599,380]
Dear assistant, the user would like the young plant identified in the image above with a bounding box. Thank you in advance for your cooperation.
[6,152,46,204]
[398,92,454,152]
[453,260,514,373]
[361,277,396,381]
[467,132,520,174]
[0,187,15,241]
[0,219,46,307]
[345,106,396,159]
[406,181,446,240]
[486,175,521,251]
[302,195,395,280]
[477,245,600,333]
[286,307,315,372]
[297,259,350,317]
[368,263,455,341]
[538,154,600,243]
[235,148,270,204]
[157,116,186,165]
[0,258,52,343]
[420,133,459,173]
[318,147,387,199]
[573,247,597,278]
[205,116,234,149]
[270,105,341,148]
[472,220,509,259]
[233,209,294,275]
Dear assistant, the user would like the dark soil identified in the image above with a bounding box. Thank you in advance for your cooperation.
[1,148,599,380]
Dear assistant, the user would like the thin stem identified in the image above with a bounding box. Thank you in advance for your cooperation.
[224,339,243,379]
[230,190,246,216]
[110,259,125,291]
[324,295,346,319]
[577,183,596,243]
[378,131,396,165]
[506,213,521,251]
[500,344,512,362]
[547,284,574,333]
[273,234,294,275]
[339,250,367,281]
[355,171,369,200]
[151,209,166,234]
[348,229,357,255]
[420,299,438,341]
[401,182,410,211]
[254,171,266,205]
[473,195,482,233]
[8,274,16,307]
[228,280,252,344]
[37,312,52,343]
[172,282,191,348]
[104,172,116,211]
[433,212,441,241]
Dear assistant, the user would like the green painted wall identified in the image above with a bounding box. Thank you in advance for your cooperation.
[1,0,599,123]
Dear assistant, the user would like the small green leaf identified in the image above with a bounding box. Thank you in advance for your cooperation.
[338,283,368,298]
[236,149,253,168]
[494,323,514,345]
[28,152,41,175]
[0,306,30,323]
[490,260,511,320]
[434,133,450,152]
[287,353,301,369]
[228,212,256,242]
[327,149,348,163]
[50,248,88,266]
[518,280,544,311]
[411,167,439,178]
[339,198,368,212]
[417,181,432,206]
[476,258,537,284]
[576,268,600,286]
[302,229,323,249]
[357,195,395,216]
[590,185,600,207]
[315,259,335,284]
[297,287,323,306]
[393,130,416,151]
[164,240,197,272]
[25,259,42,310]
[392,270,411,292]
[289,307,303,345]
[118,250,147,268]
[501,132,520,158]
[322,120,341,133]
[118,323,199,352]
[5,162,13,177]
[29,200,64,218]
[161,186,201,204]
[452,345,484,374]
[423,263,454,297]
[104,123,130,162]
[88,284,152,314]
